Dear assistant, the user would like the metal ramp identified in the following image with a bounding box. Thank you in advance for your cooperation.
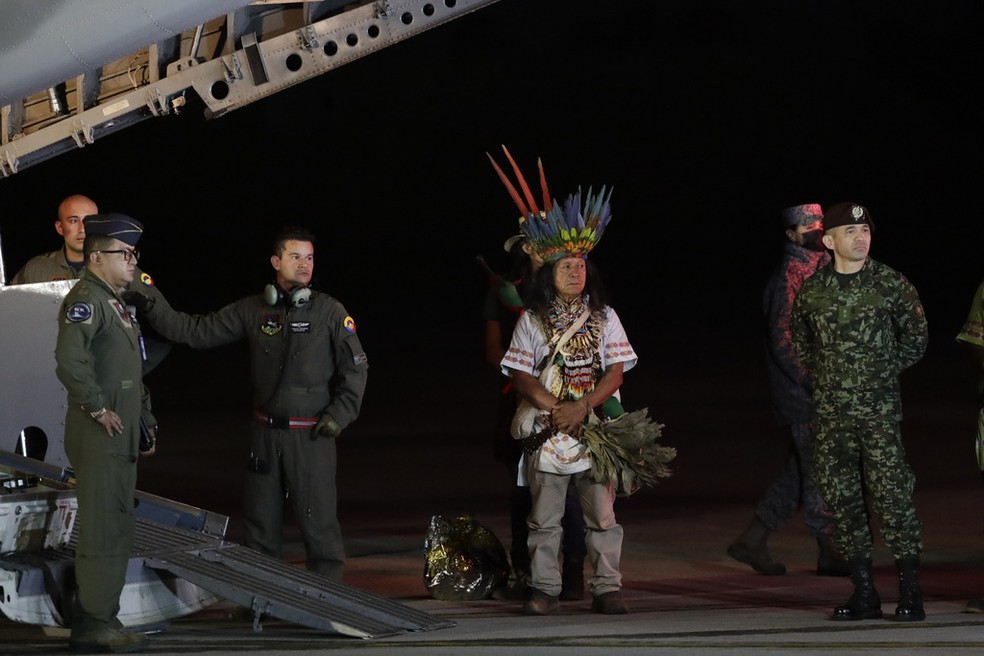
[138,519,455,639]
[0,451,452,638]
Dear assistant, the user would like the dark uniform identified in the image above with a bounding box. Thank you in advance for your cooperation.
[13,247,172,372]
[791,256,928,562]
[55,266,154,637]
[758,238,832,539]
[144,290,368,581]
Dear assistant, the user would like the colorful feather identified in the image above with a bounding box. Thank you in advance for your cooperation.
[486,152,529,217]
[537,158,552,212]
[501,145,540,215]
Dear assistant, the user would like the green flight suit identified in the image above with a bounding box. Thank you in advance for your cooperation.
[143,290,368,581]
[13,247,172,372]
[54,269,155,632]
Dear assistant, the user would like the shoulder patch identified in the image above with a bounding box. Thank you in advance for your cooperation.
[343,316,357,333]
[140,272,155,287]
[66,302,92,323]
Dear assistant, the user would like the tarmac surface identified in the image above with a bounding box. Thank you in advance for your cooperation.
[3,338,984,655]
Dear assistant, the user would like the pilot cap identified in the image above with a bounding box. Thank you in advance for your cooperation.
[823,202,875,232]
[781,203,823,229]
[83,213,143,246]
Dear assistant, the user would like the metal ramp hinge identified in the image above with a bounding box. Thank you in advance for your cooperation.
[220,55,243,85]
[0,151,17,177]
[146,89,168,116]
[70,120,93,148]
[373,1,394,18]
[298,25,319,52]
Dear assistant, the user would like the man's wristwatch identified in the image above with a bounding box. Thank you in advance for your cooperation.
[88,407,107,420]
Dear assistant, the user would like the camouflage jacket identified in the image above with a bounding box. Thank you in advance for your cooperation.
[791,257,928,420]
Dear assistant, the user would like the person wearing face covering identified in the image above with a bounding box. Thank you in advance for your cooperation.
[729,204,848,577]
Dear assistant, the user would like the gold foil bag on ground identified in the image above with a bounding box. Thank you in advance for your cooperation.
[424,514,509,601]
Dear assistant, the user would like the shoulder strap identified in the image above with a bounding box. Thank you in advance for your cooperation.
[539,308,591,383]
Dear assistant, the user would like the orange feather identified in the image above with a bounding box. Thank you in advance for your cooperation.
[487,152,529,217]
[501,145,540,215]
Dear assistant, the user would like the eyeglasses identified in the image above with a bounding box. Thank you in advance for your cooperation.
[94,248,140,262]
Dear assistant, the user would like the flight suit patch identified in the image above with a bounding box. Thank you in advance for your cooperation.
[353,352,368,366]
[289,322,311,333]
[140,272,155,287]
[343,316,357,333]
[260,314,283,336]
[65,302,92,323]
[111,300,131,325]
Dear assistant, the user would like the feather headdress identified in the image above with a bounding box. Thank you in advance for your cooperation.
[487,145,613,263]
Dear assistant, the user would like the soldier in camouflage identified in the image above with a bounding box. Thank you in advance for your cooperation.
[791,201,928,623]
[956,279,984,613]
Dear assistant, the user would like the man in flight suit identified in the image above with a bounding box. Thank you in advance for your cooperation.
[131,225,368,582]
[55,213,156,653]
[12,194,171,372]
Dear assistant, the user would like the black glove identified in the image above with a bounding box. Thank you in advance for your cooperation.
[311,414,341,439]
[121,290,155,314]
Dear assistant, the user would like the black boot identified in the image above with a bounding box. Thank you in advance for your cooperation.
[727,517,786,575]
[893,556,926,622]
[559,555,585,600]
[831,558,883,621]
[816,537,851,577]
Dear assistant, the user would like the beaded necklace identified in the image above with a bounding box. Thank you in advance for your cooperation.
[535,295,605,402]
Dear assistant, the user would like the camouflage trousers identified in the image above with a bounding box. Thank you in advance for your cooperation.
[814,417,922,561]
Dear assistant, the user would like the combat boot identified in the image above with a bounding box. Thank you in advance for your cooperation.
[893,556,926,622]
[727,517,786,575]
[831,558,883,621]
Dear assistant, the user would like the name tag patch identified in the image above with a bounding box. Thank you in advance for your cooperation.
[290,321,311,333]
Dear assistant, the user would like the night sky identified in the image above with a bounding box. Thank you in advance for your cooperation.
[1,1,982,434]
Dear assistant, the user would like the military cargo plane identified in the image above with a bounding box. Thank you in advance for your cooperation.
[0,0,502,638]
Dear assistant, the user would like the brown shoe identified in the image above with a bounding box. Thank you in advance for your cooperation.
[522,589,559,615]
[69,626,148,653]
[591,591,628,615]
